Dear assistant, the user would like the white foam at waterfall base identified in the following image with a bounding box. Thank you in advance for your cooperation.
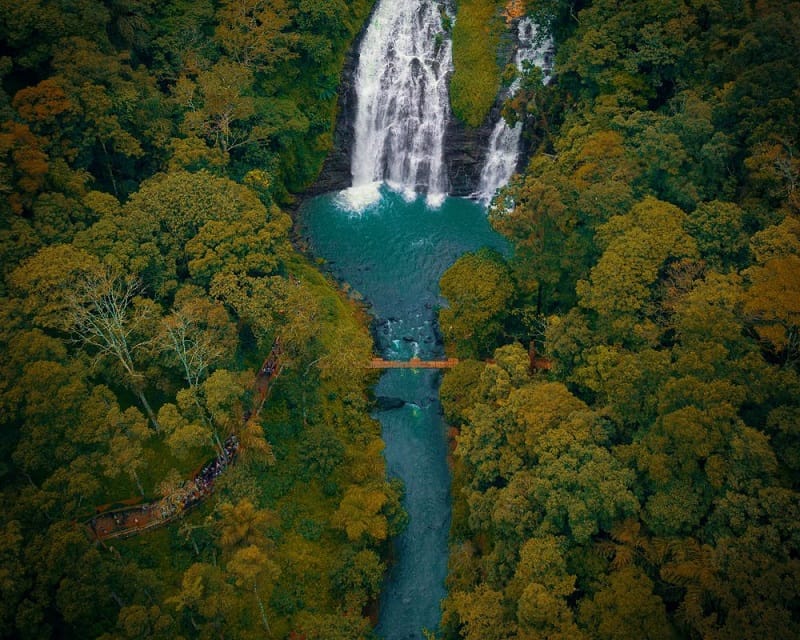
[335,181,446,216]
[335,182,383,213]
[425,190,446,209]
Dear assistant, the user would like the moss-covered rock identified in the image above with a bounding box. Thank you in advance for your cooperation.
[450,0,505,127]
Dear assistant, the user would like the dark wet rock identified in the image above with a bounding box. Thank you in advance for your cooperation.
[443,114,497,197]
[305,7,376,196]
[376,396,406,410]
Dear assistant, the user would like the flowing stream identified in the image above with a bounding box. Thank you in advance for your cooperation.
[301,188,506,639]
[302,1,511,636]
[475,18,553,203]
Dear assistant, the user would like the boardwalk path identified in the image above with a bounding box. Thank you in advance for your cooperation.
[87,351,535,541]
[86,343,283,542]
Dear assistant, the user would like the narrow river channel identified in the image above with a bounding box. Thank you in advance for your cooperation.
[300,186,507,638]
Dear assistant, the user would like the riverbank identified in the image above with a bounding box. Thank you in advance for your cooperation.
[299,186,508,638]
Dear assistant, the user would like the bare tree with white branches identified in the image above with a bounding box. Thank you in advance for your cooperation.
[68,270,161,431]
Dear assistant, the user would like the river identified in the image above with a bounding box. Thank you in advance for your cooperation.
[300,186,507,638]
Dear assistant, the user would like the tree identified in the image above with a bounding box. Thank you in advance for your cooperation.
[160,294,236,387]
[331,485,389,544]
[0,121,51,216]
[166,562,238,633]
[684,200,748,270]
[217,499,277,551]
[579,566,674,640]
[439,248,515,357]
[743,254,800,364]
[87,169,292,301]
[576,196,697,343]
[214,0,299,72]
[489,161,578,309]
[509,535,587,639]
[100,403,152,496]
[444,584,510,640]
[331,549,384,611]
[157,401,209,458]
[177,61,255,155]
[8,243,102,331]
[226,545,280,636]
[439,359,485,425]
[67,269,161,430]
[0,521,27,637]
[290,611,373,640]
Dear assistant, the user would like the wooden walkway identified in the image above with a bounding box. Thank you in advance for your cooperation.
[87,341,547,542]
[368,357,459,369]
[86,341,283,542]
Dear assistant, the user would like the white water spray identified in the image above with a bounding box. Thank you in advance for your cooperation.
[475,18,553,204]
[345,0,453,210]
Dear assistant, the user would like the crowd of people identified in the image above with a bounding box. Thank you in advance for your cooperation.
[181,435,239,510]
[89,435,240,540]
[259,339,282,378]
[88,340,279,541]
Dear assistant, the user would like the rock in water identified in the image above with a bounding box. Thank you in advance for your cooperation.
[376,396,406,410]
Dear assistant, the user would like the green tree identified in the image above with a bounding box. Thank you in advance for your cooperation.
[331,485,389,544]
[743,254,800,364]
[576,196,697,343]
[8,243,102,331]
[160,294,237,388]
[227,544,280,636]
[214,0,299,72]
[579,566,674,640]
[511,536,586,639]
[439,248,515,358]
[684,200,748,270]
[444,584,510,640]
[331,548,384,611]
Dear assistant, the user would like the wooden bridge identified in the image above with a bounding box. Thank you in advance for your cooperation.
[368,357,460,369]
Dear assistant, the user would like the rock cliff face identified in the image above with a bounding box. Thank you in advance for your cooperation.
[444,106,500,197]
[306,66,359,195]
[305,6,373,196]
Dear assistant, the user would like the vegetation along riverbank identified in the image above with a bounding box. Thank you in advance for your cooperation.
[1,0,799,638]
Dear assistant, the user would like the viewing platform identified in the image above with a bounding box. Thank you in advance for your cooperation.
[368,357,460,369]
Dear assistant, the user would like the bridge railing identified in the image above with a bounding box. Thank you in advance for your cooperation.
[368,357,459,369]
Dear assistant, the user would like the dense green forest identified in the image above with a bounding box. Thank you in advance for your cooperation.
[2,0,799,638]
[0,1,414,638]
[441,0,800,639]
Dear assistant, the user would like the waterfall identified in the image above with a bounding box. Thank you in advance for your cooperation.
[475,18,552,204]
[345,0,453,209]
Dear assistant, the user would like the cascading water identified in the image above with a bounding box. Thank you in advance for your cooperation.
[345,0,453,209]
[475,18,553,204]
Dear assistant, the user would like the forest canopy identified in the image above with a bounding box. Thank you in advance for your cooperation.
[441,1,800,639]
[0,1,408,638]
[2,0,799,638]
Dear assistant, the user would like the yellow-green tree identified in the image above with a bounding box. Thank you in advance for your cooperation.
[439,248,515,357]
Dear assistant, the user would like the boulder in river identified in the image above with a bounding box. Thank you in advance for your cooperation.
[376,396,406,410]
